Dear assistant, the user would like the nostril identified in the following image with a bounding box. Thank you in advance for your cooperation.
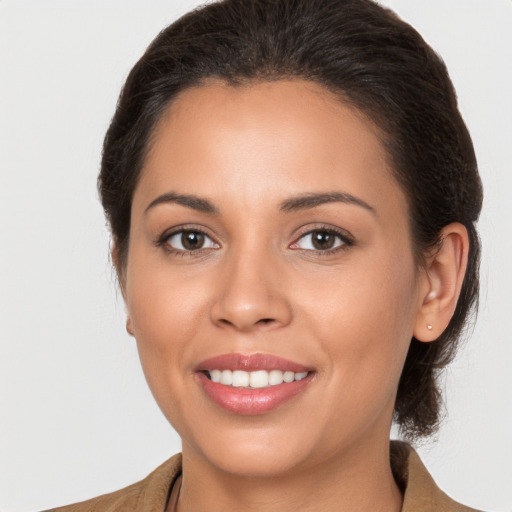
[216,317,278,331]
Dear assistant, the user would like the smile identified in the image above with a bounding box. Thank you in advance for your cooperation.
[205,369,309,388]
[196,353,314,415]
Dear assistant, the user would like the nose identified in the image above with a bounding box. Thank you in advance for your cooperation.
[210,249,293,332]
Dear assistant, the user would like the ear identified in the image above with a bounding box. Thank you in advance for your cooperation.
[414,223,469,342]
[110,240,127,300]
[111,241,134,336]
[126,317,134,336]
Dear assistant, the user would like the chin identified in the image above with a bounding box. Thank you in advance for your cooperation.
[195,437,314,478]
[179,408,351,480]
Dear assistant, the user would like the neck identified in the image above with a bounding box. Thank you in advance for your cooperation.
[173,440,403,512]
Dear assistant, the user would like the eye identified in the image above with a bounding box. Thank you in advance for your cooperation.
[291,229,351,252]
[165,230,219,252]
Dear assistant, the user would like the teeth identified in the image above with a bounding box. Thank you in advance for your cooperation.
[207,369,309,388]
[250,370,269,388]
[232,370,249,387]
[210,369,222,383]
[268,369,284,385]
[283,371,295,383]
[220,369,233,385]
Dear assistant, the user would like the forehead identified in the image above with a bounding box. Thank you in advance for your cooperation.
[152,79,387,167]
[136,79,407,222]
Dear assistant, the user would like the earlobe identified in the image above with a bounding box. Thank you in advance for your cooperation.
[126,317,134,336]
[414,223,469,342]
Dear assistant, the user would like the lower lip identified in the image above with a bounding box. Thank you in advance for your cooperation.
[197,372,314,415]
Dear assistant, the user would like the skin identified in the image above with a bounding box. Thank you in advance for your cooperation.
[120,80,469,512]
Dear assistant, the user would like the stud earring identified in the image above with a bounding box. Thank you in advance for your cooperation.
[427,324,433,331]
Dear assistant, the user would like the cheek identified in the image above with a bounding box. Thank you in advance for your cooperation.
[124,249,211,393]
[125,267,215,437]
[126,239,209,329]
[298,249,418,393]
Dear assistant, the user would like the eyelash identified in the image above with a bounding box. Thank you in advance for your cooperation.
[290,225,355,255]
[155,225,219,257]
[155,225,354,257]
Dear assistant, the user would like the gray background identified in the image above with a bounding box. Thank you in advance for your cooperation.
[1,1,511,511]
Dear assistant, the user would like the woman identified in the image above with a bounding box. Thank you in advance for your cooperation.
[40,0,485,510]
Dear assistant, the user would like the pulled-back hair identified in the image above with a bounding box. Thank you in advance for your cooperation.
[99,0,483,440]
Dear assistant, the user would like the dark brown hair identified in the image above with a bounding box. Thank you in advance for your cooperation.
[99,0,483,440]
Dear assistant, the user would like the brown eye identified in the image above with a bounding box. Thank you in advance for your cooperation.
[166,230,219,252]
[181,231,205,250]
[292,229,348,252]
[311,231,336,250]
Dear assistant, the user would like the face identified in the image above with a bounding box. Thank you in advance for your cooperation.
[124,80,425,478]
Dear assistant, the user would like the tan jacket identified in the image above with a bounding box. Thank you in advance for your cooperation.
[46,442,482,512]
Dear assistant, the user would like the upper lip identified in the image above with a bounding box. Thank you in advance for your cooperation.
[196,353,312,373]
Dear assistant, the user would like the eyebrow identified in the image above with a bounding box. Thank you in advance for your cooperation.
[279,192,375,214]
[144,192,219,214]
[144,190,375,216]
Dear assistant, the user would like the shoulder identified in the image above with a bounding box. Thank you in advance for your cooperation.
[392,441,484,512]
[42,453,182,512]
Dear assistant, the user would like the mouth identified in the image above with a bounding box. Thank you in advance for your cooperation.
[203,369,309,388]
[195,353,314,415]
